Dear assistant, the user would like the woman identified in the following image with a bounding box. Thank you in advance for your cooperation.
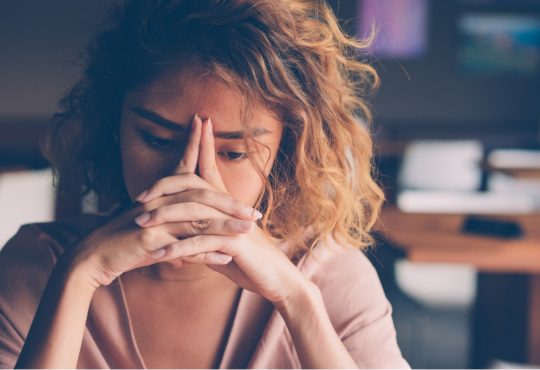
[0,0,409,368]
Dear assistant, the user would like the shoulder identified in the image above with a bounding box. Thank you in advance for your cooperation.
[0,215,105,366]
[1,212,111,263]
[0,213,111,310]
[295,237,409,368]
[0,223,56,290]
[0,224,55,333]
[297,236,386,308]
[301,238,390,319]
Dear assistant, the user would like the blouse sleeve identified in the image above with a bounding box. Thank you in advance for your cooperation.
[0,224,55,369]
[309,243,410,369]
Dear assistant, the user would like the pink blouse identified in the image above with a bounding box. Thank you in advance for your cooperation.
[0,213,409,368]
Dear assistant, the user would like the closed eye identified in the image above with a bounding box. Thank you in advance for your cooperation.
[218,151,248,162]
[139,130,247,161]
[139,131,176,151]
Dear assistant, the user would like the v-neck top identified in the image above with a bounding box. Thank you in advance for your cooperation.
[0,213,409,368]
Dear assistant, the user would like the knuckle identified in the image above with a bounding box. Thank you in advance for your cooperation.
[197,189,212,203]
[183,202,200,217]
[225,218,240,233]
[190,219,211,233]
[191,235,205,250]
[137,228,159,248]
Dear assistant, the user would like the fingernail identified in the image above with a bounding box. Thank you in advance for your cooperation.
[242,207,260,220]
[234,220,254,232]
[134,212,151,226]
[252,209,263,220]
[152,247,167,259]
[135,190,149,202]
[192,113,200,131]
[215,254,232,264]
[207,118,213,135]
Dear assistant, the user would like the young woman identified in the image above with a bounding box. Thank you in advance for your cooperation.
[0,0,409,368]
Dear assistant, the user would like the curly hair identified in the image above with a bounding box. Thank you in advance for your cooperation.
[41,0,384,258]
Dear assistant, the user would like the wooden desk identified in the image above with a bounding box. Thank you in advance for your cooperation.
[378,207,540,365]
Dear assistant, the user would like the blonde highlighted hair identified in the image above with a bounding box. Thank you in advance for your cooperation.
[42,0,384,258]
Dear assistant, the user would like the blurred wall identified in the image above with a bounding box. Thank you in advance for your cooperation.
[0,0,118,120]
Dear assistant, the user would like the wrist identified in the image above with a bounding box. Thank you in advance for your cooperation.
[55,248,100,294]
[275,278,322,320]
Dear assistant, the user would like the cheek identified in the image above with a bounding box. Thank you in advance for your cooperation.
[120,130,172,201]
[219,141,280,207]
[219,162,265,207]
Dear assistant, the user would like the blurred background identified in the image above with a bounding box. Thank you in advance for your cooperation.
[1,0,539,368]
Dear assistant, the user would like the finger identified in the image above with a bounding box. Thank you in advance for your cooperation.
[162,257,185,269]
[149,236,234,262]
[135,172,213,203]
[208,260,250,282]
[182,251,232,265]
[198,118,227,192]
[163,218,255,237]
[133,227,179,260]
[161,235,236,260]
[134,202,231,227]
[174,113,202,175]
[164,189,262,220]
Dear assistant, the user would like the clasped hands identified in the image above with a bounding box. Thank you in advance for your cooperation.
[131,114,312,306]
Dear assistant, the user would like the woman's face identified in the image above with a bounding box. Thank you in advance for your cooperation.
[119,69,284,207]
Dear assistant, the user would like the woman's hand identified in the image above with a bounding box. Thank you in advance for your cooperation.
[137,116,313,306]
[65,115,261,289]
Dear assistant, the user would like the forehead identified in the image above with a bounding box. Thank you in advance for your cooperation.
[126,68,281,132]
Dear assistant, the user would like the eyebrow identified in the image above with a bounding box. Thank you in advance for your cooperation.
[130,106,272,139]
[130,107,188,132]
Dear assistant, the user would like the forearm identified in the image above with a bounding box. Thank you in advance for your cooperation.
[277,281,358,369]
[15,253,96,368]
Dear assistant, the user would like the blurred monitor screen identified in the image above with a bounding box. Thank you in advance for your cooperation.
[358,0,429,59]
[457,14,540,75]
[348,0,540,140]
